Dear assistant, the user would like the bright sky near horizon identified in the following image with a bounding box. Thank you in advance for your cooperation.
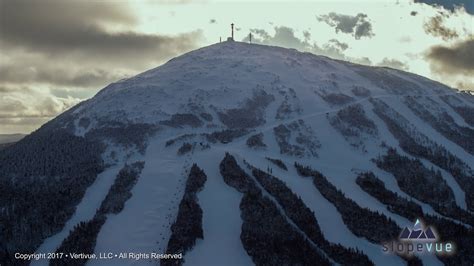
[0,0,472,134]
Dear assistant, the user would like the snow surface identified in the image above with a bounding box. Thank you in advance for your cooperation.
[184,150,253,266]
[89,137,187,266]
[32,149,126,266]
[38,41,474,265]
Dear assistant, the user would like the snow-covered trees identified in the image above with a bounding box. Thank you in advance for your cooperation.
[220,153,259,194]
[295,163,422,265]
[351,86,371,97]
[51,219,106,266]
[239,191,331,266]
[440,95,474,126]
[219,154,331,265]
[177,142,193,155]
[85,123,157,153]
[375,148,474,226]
[0,129,104,265]
[356,172,423,221]
[265,157,287,170]
[246,133,266,148]
[371,98,474,212]
[217,89,274,129]
[163,164,207,266]
[160,113,203,128]
[328,104,377,151]
[204,129,249,144]
[295,163,400,244]
[98,162,145,215]
[317,92,354,106]
[273,120,320,157]
[252,167,373,265]
[52,162,145,266]
[405,96,474,155]
[375,148,456,209]
[355,171,474,265]
[353,66,422,94]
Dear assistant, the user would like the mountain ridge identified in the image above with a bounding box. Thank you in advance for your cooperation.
[1,41,473,266]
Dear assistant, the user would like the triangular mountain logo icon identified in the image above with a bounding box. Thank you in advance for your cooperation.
[399,219,437,241]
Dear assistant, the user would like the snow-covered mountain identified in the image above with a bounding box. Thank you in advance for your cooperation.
[1,41,473,266]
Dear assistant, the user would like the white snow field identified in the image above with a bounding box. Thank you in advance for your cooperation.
[31,41,474,265]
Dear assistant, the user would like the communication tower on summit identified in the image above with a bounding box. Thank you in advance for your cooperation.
[231,23,234,40]
[227,23,235,41]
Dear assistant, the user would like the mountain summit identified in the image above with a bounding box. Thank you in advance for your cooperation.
[1,42,474,266]
[69,41,456,130]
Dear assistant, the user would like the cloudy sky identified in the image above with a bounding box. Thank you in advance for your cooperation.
[0,0,472,134]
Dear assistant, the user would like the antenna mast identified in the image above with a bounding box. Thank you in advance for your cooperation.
[231,23,234,40]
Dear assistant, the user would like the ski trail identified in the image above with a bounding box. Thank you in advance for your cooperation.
[184,150,253,266]
[32,163,124,266]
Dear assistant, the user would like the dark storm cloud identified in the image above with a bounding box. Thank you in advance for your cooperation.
[0,0,203,132]
[414,0,474,15]
[0,85,34,94]
[0,63,125,88]
[423,15,459,41]
[0,97,27,115]
[0,0,203,69]
[317,12,374,39]
[354,21,373,39]
[426,38,474,75]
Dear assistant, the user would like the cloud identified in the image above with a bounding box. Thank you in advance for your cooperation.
[0,62,126,88]
[0,0,204,69]
[245,27,309,51]
[303,31,311,41]
[0,0,204,133]
[328,39,349,50]
[414,0,473,15]
[151,0,198,4]
[377,58,409,71]
[399,36,412,43]
[243,26,353,62]
[317,12,374,39]
[425,38,474,91]
[426,38,474,74]
[423,15,459,41]
[352,57,372,65]
[0,85,79,114]
[454,81,474,91]
[0,84,80,131]
[249,29,272,41]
